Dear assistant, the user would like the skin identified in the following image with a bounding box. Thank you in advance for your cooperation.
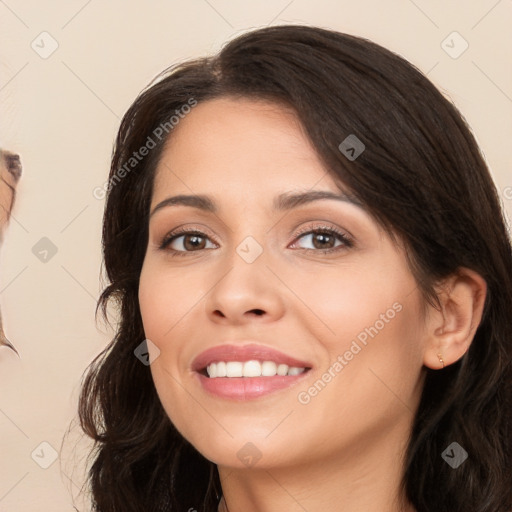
[138,97,487,512]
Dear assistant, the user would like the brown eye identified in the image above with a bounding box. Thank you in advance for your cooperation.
[291,226,354,252]
[159,229,217,255]
[299,231,338,249]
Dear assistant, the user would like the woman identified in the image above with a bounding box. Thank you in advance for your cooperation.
[78,25,512,511]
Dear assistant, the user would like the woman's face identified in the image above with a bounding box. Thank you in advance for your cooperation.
[139,97,428,469]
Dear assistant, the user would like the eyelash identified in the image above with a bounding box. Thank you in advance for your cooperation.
[158,223,354,257]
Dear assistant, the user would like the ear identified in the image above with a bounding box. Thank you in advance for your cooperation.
[423,267,487,370]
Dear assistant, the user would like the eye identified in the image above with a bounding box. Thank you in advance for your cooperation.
[159,227,217,256]
[158,223,354,257]
[289,224,354,253]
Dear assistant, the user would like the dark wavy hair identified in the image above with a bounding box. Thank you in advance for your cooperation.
[77,24,512,512]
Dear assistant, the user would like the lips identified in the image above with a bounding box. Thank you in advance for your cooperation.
[191,343,313,373]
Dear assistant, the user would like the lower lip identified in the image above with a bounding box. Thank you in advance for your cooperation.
[195,370,311,400]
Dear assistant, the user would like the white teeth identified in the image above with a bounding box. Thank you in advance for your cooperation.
[226,361,243,377]
[287,366,305,376]
[243,360,261,377]
[216,361,227,377]
[205,360,307,378]
[261,361,277,376]
[208,363,217,378]
[277,364,289,376]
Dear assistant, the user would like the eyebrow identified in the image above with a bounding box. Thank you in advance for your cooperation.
[149,190,363,219]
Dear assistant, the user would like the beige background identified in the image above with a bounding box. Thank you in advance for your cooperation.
[0,1,511,510]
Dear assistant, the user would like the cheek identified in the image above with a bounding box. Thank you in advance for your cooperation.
[138,268,167,343]
[138,261,207,343]
[138,262,200,430]
[290,261,425,392]
[287,261,413,341]
[289,268,424,451]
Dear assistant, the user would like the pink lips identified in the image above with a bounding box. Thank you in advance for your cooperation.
[191,343,313,401]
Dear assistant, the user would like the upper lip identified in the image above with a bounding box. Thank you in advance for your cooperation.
[191,343,313,372]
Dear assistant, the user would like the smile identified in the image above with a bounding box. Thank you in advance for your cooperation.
[206,360,307,378]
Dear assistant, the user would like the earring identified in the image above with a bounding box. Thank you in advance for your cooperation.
[437,353,445,369]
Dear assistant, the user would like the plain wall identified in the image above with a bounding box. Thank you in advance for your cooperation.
[0,1,511,510]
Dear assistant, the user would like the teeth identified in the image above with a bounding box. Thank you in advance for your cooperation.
[277,363,288,376]
[216,361,227,377]
[206,360,306,378]
[287,366,306,376]
[262,361,278,376]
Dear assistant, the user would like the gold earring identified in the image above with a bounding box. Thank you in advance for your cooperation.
[437,353,445,369]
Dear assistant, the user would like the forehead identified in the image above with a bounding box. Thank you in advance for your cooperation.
[151,97,342,203]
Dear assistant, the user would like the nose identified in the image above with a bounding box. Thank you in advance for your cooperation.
[204,248,285,326]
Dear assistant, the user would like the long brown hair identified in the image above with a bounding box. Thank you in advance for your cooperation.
[78,25,512,511]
